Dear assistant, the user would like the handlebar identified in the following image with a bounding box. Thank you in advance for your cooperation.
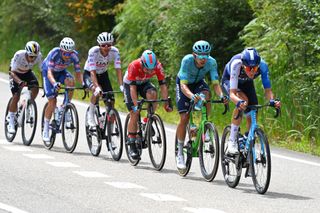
[137,97,172,111]
[234,104,281,120]
[187,99,229,115]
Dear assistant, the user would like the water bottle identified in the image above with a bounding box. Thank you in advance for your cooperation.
[55,106,63,125]
[190,123,197,141]
[238,134,245,151]
[141,117,148,132]
[194,93,206,111]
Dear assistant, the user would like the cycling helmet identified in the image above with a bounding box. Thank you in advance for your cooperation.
[192,40,211,54]
[60,37,75,52]
[25,41,40,56]
[97,32,114,45]
[141,50,157,69]
[241,48,261,67]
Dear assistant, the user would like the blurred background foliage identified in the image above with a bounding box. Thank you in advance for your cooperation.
[0,0,319,154]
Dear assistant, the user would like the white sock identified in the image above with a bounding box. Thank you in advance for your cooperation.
[9,111,16,124]
[177,139,184,156]
[89,103,95,114]
[229,123,239,142]
[44,118,50,132]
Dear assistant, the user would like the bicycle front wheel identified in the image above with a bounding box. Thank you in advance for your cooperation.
[85,107,102,156]
[220,125,241,188]
[124,114,140,166]
[41,102,56,149]
[199,122,219,182]
[249,128,271,194]
[4,98,17,142]
[147,114,166,171]
[106,108,123,161]
[62,103,79,153]
[21,99,37,146]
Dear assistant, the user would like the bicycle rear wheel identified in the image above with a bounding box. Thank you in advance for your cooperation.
[199,122,219,182]
[85,107,102,156]
[106,108,123,161]
[250,128,271,194]
[62,103,79,153]
[147,114,166,171]
[124,114,140,166]
[220,125,241,188]
[41,102,56,149]
[21,99,37,146]
[4,98,17,142]
[175,124,192,176]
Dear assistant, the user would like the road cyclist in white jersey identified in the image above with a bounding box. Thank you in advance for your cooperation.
[7,41,42,134]
[83,32,124,127]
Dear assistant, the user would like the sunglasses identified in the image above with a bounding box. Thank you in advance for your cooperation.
[100,43,112,48]
[195,53,209,60]
[244,65,259,73]
[28,55,37,59]
[62,51,72,57]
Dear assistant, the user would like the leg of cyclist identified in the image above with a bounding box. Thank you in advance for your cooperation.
[84,70,100,127]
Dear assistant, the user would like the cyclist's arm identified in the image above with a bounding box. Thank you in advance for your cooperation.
[180,82,194,99]
[47,68,56,85]
[75,72,83,85]
[212,83,224,98]
[159,83,169,99]
[116,68,123,86]
[129,84,138,107]
[90,70,99,88]
[8,69,23,84]
[264,88,274,101]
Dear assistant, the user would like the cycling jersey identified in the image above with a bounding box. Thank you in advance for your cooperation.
[123,59,165,85]
[42,47,81,75]
[83,46,121,74]
[10,50,42,74]
[221,53,271,90]
[177,54,219,84]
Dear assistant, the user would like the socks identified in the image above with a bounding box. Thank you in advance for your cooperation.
[8,111,16,124]
[177,139,184,156]
[229,123,239,142]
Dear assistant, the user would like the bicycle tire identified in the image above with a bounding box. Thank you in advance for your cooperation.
[4,98,17,142]
[21,99,37,146]
[147,114,166,171]
[41,102,56,149]
[175,125,192,176]
[199,122,219,182]
[62,103,79,153]
[124,114,140,166]
[249,128,271,194]
[220,125,241,188]
[85,107,102,156]
[106,108,123,161]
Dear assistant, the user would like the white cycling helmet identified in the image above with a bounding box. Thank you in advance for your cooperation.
[60,37,75,52]
[97,32,114,45]
[25,41,40,56]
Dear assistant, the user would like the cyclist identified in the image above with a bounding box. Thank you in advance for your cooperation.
[175,40,228,169]
[221,47,281,155]
[7,41,42,134]
[83,32,123,127]
[42,37,83,142]
[123,50,172,160]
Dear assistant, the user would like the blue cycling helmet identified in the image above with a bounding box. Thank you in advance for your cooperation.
[241,48,261,67]
[192,40,211,54]
[141,50,157,69]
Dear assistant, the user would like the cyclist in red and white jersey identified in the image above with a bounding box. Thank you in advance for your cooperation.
[7,41,42,133]
[83,32,123,127]
[123,50,172,159]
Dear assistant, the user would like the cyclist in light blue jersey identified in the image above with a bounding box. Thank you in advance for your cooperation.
[175,40,228,169]
[42,37,83,142]
[221,47,281,155]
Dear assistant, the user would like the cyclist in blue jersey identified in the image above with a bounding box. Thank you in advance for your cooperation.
[42,37,83,142]
[175,40,228,169]
[221,47,281,155]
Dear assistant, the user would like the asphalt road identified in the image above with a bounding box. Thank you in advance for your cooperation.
[0,72,319,213]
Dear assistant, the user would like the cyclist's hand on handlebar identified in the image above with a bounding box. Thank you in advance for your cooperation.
[53,82,61,92]
[164,102,173,112]
[221,95,229,105]
[93,86,102,96]
[270,99,281,109]
[119,85,124,93]
[131,105,138,113]
[236,100,247,111]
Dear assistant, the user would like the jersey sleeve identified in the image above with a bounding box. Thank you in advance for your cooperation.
[259,60,271,89]
[113,48,122,69]
[209,59,219,84]
[86,50,97,71]
[72,53,81,72]
[48,50,59,70]
[229,60,242,90]
[178,58,189,84]
[127,62,138,84]
[10,52,19,71]
[155,62,165,82]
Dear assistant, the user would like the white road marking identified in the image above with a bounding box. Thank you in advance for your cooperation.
[0,202,29,213]
[46,161,80,167]
[73,171,110,178]
[2,146,33,152]
[104,182,146,189]
[183,207,225,213]
[140,193,186,201]
[272,153,320,167]
[0,78,9,84]
[23,153,54,159]
[0,139,10,144]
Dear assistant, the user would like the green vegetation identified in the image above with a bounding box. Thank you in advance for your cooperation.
[0,0,319,155]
